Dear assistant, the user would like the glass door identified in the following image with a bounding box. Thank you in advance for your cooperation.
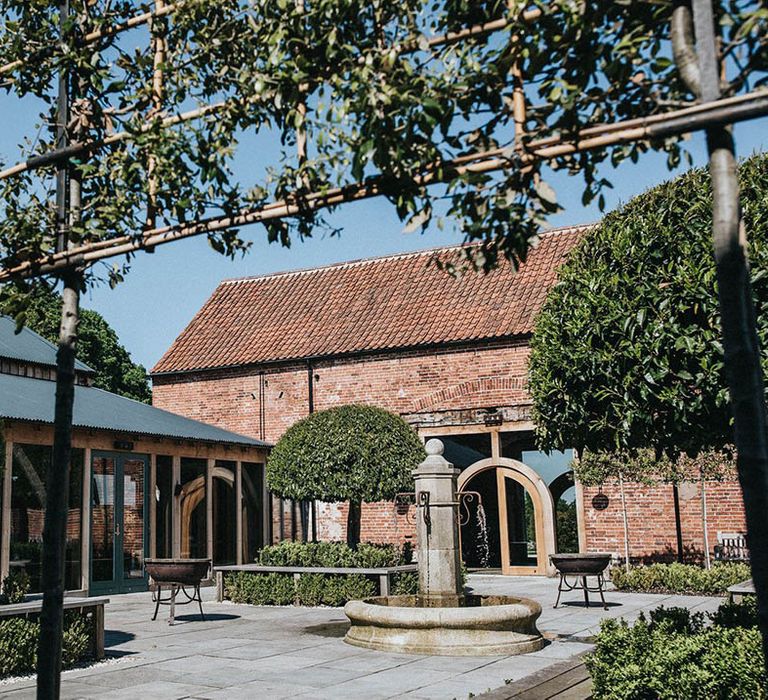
[497,468,546,575]
[90,452,149,594]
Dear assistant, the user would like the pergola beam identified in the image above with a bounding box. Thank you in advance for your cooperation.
[2,88,766,281]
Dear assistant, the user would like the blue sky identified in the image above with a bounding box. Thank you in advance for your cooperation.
[2,91,766,371]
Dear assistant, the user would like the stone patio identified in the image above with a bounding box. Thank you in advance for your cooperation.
[2,574,723,699]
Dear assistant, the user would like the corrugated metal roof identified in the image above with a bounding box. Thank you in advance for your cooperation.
[0,316,93,373]
[0,372,268,447]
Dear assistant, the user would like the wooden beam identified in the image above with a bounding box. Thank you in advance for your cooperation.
[172,455,181,558]
[206,458,214,562]
[235,460,243,565]
[1,438,13,581]
[80,447,92,591]
[149,453,157,558]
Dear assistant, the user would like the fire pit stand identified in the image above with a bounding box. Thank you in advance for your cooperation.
[145,558,211,625]
[549,553,612,610]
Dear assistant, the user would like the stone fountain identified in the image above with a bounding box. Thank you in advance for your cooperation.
[344,439,544,655]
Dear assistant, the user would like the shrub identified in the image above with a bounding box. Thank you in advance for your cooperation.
[392,572,418,595]
[225,541,415,606]
[0,611,92,678]
[610,562,750,595]
[321,576,349,607]
[0,570,30,605]
[295,574,325,606]
[342,575,376,602]
[587,599,765,699]
[257,541,409,568]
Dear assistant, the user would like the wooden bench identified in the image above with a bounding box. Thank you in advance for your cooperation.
[714,532,749,563]
[214,564,418,602]
[0,596,109,659]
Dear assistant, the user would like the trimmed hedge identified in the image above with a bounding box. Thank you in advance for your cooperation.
[587,599,764,699]
[225,541,418,606]
[258,541,411,568]
[610,562,751,595]
[0,611,93,678]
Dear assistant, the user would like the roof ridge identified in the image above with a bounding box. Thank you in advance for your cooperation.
[219,223,595,286]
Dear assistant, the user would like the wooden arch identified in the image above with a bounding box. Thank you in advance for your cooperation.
[457,457,556,575]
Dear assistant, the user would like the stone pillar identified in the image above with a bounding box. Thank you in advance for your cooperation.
[413,439,462,607]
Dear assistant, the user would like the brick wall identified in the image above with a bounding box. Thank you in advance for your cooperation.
[154,341,530,546]
[153,341,748,560]
[152,340,532,443]
[582,478,746,564]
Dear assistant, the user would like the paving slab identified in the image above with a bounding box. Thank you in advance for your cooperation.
[1,574,724,699]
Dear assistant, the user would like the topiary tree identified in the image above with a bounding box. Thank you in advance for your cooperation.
[267,404,425,548]
[529,153,768,567]
[530,153,768,458]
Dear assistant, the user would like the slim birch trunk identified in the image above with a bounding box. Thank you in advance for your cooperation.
[678,0,768,664]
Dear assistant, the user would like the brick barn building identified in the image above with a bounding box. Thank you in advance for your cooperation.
[151,225,747,574]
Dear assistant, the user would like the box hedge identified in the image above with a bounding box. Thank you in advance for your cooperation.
[0,611,93,678]
[587,598,764,699]
[610,562,750,595]
[224,540,416,606]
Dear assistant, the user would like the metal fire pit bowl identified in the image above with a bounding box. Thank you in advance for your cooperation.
[145,558,211,625]
[549,553,612,610]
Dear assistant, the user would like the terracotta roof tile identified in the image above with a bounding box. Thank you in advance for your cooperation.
[151,225,590,374]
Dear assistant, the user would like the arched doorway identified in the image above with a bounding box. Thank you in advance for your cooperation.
[458,458,556,575]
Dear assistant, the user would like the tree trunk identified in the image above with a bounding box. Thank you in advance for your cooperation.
[36,273,79,699]
[693,0,768,666]
[347,500,362,549]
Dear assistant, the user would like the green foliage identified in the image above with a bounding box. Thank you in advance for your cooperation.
[0,570,30,605]
[0,283,151,402]
[257,541,412,568]
[224,540,409,605]
[587,600,765,699]
[0,1,764,303]
[531,154,768,456]
[0,611,93,678]
[295,574,326,606]
[392,572,419,596]
[224,570,377,607]
[610,562,752,596]
[267,405,425,504]
[555,498,578,553]
[710,596,759,629]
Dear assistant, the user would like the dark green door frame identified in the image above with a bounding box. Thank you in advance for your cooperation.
[89,451,149,595]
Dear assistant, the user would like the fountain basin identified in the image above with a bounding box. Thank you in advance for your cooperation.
[344,594,544,655]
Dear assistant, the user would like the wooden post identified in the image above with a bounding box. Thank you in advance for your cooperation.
[263,473,272,549]
[206,458,214,563]
[80,447,92,591]
[93,603,105,660]
[235,460,243,565]
[149,453,157,558]
[172,455,180,558]
[1,439,13,581]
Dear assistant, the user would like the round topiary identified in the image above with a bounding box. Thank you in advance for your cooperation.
[267,404,426,547]
[529,153,768,457]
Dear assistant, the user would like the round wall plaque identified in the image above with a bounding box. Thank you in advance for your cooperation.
[592,493,610,511]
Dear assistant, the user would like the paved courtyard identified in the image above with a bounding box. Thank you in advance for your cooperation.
[2,574,723,699]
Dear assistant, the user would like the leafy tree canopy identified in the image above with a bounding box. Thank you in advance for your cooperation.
[267,404,425,503]
[0,0,764,299]
[529,153,768,459]
[0,283,151,403]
